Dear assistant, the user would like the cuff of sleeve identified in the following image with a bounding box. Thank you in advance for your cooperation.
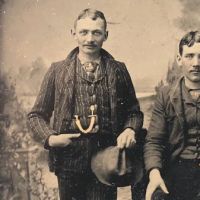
[147,167,162,178]
[43,131,57,150]
[145,159,162,175]
[123,114,143,132]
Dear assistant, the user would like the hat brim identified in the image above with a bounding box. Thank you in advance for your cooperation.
[91,146,143,187]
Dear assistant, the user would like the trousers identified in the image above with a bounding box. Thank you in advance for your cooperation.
[152,159,200,200]
[131,176,148,200]
[57,171,117,200]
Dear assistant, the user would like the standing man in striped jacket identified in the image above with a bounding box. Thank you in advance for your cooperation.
[27,8,143,200]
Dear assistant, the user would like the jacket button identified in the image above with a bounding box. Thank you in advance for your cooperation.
[91,94,96,103]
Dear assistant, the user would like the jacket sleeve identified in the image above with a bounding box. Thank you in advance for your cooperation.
[117,63,144,133]
[144,88,168,173]
[27,63,57,147]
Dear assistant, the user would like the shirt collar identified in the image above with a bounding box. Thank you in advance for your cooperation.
[78,53,101,65]
[182,79,200,104]
[76,57,106,83]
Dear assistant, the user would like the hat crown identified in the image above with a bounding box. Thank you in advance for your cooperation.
[91,146,143,187]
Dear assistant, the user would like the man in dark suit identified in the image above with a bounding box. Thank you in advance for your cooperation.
[27,8,143,200]
[144,31,200,200]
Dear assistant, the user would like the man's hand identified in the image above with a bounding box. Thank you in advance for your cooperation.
[49,133,81,147]
[117,128,136,149]
[145,169,169,200]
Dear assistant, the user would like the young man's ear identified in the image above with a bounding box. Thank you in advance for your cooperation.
[71,29,77,40]
[176,54,182,66]
[104,31,108,41]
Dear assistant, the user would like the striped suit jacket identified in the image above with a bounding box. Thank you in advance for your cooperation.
[27,47,143,171]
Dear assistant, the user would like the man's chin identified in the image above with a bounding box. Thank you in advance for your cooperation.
[187,76,200,83]
[193,79,200,83]
[82,48,100,55]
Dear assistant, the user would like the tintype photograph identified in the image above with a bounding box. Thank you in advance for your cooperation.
[0,0,200,200]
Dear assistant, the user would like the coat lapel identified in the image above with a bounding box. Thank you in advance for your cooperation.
[57,50,77,132]
[105,59,118,134]
[169,76,185,129]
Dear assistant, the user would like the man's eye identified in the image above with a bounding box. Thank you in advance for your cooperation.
[185,54,194,59]
[93,31,102,36]
[80,30,88,35]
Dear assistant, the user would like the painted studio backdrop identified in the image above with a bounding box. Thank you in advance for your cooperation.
[0,0,198,199]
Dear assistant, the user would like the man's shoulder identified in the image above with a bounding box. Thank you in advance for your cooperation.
[100,48,126,69]
[107,58,127,71]
[111,59,125,66]
[158,85,172,95]
[159,79,181,95]
[48,58,72,75]
[51,59,68,69]
[156,79,181,104]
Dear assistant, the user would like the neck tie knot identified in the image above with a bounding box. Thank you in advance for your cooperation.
[83,62,98,73]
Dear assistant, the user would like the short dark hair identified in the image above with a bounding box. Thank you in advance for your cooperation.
[74,8,107,30]
[179,31,200,55]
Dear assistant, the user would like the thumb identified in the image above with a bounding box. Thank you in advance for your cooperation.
[145,183,155,200]
[66,133,81,138]
[160,181,169,194]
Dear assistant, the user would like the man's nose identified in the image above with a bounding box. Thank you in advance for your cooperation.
[86,33,94,42]
[193,55,200,66]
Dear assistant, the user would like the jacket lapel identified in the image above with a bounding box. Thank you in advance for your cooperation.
[57,50,77,132]
[169,76,185,129]
[105,59,118,134]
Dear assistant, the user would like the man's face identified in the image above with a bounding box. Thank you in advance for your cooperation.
[177,43,200,83]
[73,17,107,56]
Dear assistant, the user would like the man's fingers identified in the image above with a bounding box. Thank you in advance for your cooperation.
[126,135,136,148]
[117,135,127,149]
[117,136,124,149]
[125,136,132,148]
[160,181,169,194]
[118,135,136,149]
[66,133,81,138]
[145,183,155,200]
[122,135,128,148]
[125,139,131,148]
[117,136,122,148]
[145,181,168,200]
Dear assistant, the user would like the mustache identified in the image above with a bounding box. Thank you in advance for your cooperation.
[190,65,200,72]
[83,42,97,46]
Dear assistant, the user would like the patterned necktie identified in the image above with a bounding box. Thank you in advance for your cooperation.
[189,89,200,101]
[83,62,98,81]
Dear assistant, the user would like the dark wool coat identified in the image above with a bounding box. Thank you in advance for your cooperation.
[144,77,187,173]
[27,47,143,172]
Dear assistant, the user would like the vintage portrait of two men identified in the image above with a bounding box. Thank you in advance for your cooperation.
[0,0,200,200]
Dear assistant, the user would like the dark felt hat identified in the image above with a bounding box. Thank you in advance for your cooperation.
[91,146,143,187]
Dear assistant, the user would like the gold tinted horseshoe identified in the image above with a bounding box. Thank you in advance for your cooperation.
[74,105,97,134]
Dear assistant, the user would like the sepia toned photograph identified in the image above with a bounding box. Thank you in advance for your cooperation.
[0,0,200,199]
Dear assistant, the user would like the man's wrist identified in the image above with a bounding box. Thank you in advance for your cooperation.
[125,127,136,134]
[149,168,161,180]
[49,135,57,147]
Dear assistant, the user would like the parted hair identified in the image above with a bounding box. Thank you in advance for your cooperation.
[74,8,107,30]
[179,31,200,55]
